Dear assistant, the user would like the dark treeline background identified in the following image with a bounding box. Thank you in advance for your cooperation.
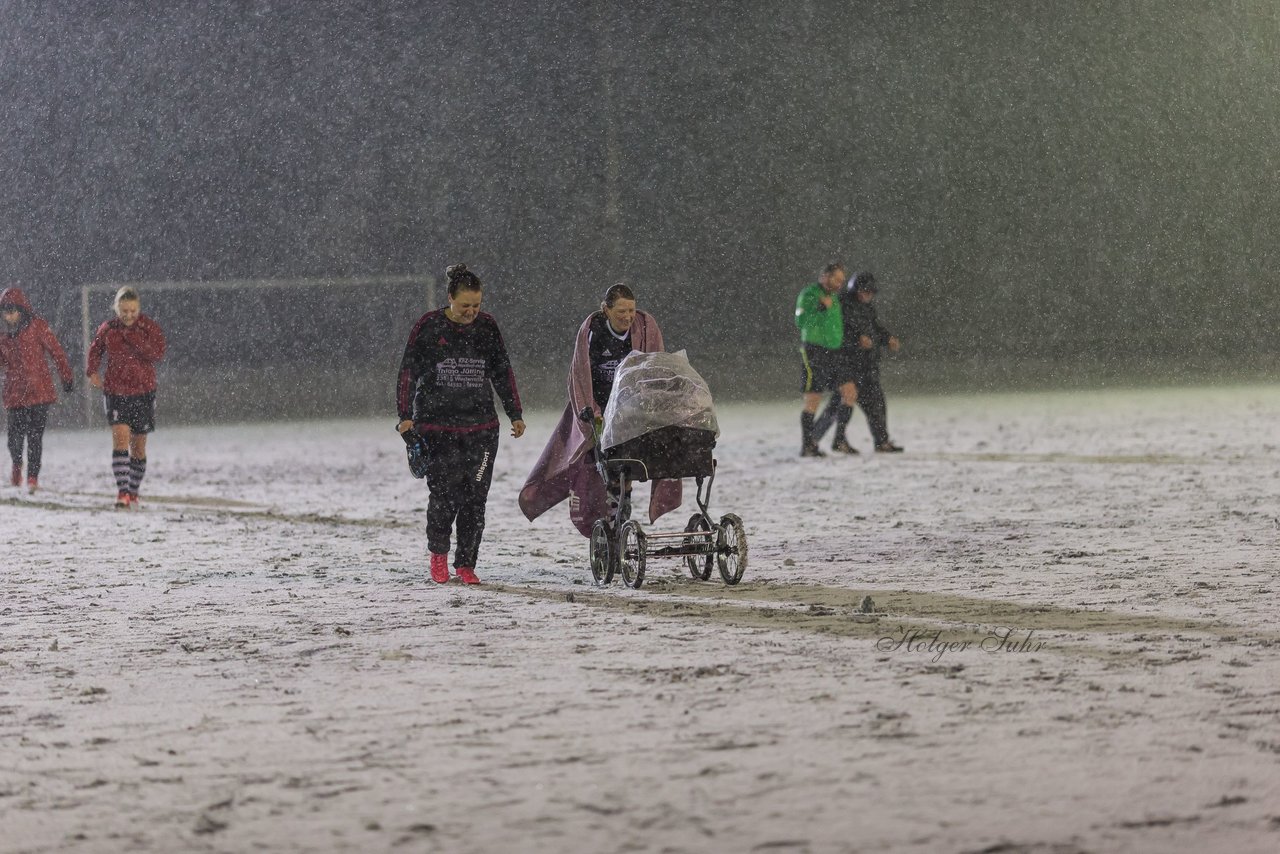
[3,1,1277,421]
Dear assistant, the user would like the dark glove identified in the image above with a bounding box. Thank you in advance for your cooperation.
[399,426,430,479]
[63,380,74,393]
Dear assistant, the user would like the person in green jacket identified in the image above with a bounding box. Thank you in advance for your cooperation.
[794,261,858,457]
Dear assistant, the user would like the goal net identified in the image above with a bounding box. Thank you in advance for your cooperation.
[78,275,437,425]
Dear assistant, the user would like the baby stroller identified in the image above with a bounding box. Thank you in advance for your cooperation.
[584,351,747,589]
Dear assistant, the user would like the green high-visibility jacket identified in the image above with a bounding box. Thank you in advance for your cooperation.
[794,283,843,349]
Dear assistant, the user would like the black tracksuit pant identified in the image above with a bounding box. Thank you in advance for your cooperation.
[423,428,499,568]
[852,370,889,446]
[813,369,889,446]
[7,404,50,477]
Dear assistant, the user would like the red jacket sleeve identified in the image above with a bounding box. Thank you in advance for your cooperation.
[39,321,73,384]
[130,316,166,362]
[86,323,109,377]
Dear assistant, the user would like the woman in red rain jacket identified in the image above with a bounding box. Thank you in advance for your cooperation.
[0,287,74,493]
[86,286,167,509]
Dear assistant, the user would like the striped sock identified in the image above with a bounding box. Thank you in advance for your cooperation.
[112,450,130,493]
[128,457,147,497]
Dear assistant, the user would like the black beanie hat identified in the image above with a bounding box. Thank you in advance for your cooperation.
[851,272,878,293]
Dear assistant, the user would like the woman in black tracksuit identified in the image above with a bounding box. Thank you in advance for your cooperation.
[396,264,525,585]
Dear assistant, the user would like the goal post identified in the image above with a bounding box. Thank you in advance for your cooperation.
[79,274,438,426]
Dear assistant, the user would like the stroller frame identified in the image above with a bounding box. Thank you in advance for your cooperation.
[583,414,748,589]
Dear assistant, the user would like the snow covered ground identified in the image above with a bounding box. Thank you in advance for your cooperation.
[3,384,1279,853]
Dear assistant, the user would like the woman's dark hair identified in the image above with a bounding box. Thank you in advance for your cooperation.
[601,282,635,310]
[445,263,483,298]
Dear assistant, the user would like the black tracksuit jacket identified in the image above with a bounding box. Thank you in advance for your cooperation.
[396,310,522,432]
[839,294,893,375]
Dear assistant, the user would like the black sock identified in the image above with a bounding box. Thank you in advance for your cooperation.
[834,405,854,445]
[800,411,815,447]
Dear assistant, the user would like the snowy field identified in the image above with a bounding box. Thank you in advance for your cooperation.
[3,385,1280,854]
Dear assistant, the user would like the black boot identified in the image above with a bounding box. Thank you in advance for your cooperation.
[831,405,858,453]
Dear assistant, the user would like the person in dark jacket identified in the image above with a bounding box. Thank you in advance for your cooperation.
[86,286,167,508]
[1,287,74,493]
[815,272,903,452]
[396,264,525,585]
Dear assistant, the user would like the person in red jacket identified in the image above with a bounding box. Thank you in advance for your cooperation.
[86,286,167,509]
[0,287,74,493]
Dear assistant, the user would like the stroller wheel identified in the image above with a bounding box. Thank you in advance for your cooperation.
[619,520,647,589]
[683,513,714,581]
[589,519,615,586]
[716,513,747,585]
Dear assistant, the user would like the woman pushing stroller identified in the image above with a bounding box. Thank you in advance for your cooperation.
[519,283,681,536]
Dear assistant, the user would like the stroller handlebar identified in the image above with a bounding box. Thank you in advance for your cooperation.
[580,407,604,446]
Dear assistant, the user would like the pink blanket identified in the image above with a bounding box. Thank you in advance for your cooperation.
[519,310,682,537]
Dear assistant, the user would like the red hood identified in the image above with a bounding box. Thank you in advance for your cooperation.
[0,287,33,312]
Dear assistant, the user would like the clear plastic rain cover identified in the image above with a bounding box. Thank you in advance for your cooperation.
[600,350,719,449]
